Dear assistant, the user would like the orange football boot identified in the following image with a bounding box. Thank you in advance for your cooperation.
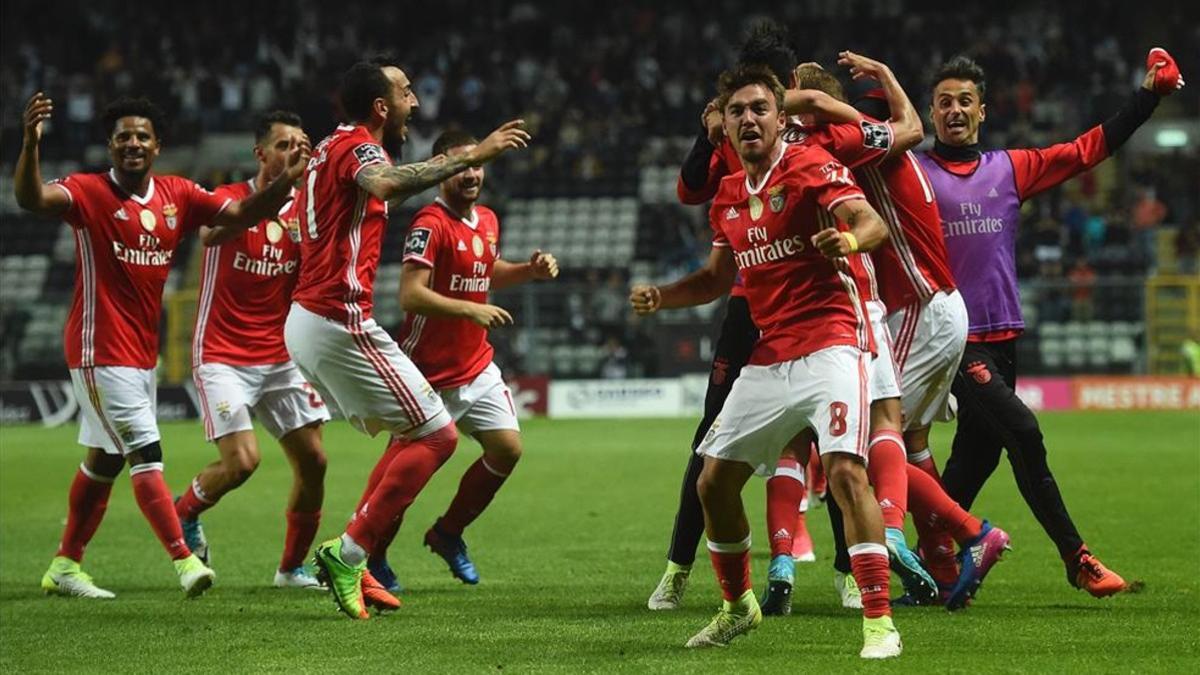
[362,569,402,612]
[1074,552,1126,598]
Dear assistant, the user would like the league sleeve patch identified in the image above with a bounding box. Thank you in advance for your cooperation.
[404,227,432,258]
[353,143,388,166]
[860,120,892,151]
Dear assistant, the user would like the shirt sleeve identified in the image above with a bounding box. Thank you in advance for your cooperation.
[181,180,233,232]
[49,175,83,225]
[678,142,734,205]
[825,118,892,169]
[805,149,868,212]
[708,201,730,247]
[342,141,391,183]
[1007,125,1109,201]
[402,214,440,268]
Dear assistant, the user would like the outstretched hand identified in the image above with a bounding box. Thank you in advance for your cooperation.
[529,249,559,279]
[23,92,53,145]
[470,119,531,166]
[837,50,889,81]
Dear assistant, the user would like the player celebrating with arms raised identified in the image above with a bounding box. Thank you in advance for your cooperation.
[358,129,558,588]
[632,64,902,659]
[284,57,530,619]
[15,94,308,599]
[177,111,331,590]
[918,50,1183,597]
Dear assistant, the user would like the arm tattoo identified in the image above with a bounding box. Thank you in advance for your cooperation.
[846,207,864,226]
[358,157,472,204]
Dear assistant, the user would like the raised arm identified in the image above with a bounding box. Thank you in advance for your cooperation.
[784,88,861,125]
[813,198,890,258]
[399,262,513,328]
[492,250,559,291]
[837,51,923,158]
[13,93,71,217]
[1012,53,1184,201]
[200,136,311,245]
[629,245,737,314]
[358,119,530,204]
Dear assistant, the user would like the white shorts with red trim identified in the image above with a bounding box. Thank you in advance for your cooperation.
[440,362,520,436]
[886,289,968,430]
[69,366,159,455]
[284,303,450,439]
[193,361,331,442]
[697,346,871,476]
[867,300,902,403]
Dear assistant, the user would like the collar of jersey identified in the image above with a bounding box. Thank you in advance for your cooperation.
[743,143,787,196]
[435,197,479,229]
[108,169,156,205]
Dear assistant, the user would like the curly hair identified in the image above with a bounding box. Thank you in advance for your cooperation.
[101,97,166,140]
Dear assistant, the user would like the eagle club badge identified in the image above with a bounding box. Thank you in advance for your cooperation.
[768,186,786,213]
[472,234,484,258]
[266,220,284,244]
[163,203,178,230]
[486,232,498,257]
[285,217,301,243]
[139,209,157,232]
[748,194,763,220]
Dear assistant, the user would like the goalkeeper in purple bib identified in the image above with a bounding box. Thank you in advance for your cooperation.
[915,48,1183,598]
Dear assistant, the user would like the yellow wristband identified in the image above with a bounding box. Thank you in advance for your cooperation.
[843,231,859,253]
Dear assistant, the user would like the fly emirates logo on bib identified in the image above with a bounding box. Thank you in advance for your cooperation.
[733,224,807,270]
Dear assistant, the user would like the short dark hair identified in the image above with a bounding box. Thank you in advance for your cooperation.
[934,55,987,99]
[339,54,404,123]
[254,110,303,144]
[101,97,166,140]
[738,22,797,85]
[717,63,786,114]
[794,64,846,103]
[432,129,479,158]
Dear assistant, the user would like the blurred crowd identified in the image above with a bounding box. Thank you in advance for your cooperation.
[1,0,1196,377]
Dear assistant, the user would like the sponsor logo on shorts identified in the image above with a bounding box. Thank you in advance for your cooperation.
[116,422,135,444]
[966,361,991,385]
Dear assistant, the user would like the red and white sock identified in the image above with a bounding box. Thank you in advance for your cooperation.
[867,431,908,530]
[766,457,805,558]
[174,477,216,521]
[849,542,892,618]
[707,535,752,603]
[907,447,943,483]
[57,463,115,562]
[345,424,458,557]
[906,464,982,544]
[130,463,190,561]
[279,510,321,572]
[356,435,407,515]
[437,455,517,536]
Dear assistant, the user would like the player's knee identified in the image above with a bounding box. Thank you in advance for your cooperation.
[127,441,163,467]
[86,449,125,479]
[420,422,459,461]
[826,457,869,502]
[483,435,522,464]
[301,447,328,478]
[225,449,260,485]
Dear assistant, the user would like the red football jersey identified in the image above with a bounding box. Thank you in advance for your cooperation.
[857,152,955,310]
[793,118,896,304]
[293,124,392,327]
[709,144,875,365]
[193,180,300,367]
[397,199,500,390]
[54,170,230,369]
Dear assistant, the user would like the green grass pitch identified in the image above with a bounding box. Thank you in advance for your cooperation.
[1,412,1197,672]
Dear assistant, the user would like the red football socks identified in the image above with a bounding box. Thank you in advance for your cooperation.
[766,457,806,558]
[345,424,458,555]
[707,536,752,602]
[906,464,982,544]
[130,464,190,560]
[438,454,517,536]
[174,478,215,521]
[355,435,407,514]
[907,447,943,483]
[56,465,115,562]
[849,542,892,618]
[867,431,908,530]
[279,510,321,571]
